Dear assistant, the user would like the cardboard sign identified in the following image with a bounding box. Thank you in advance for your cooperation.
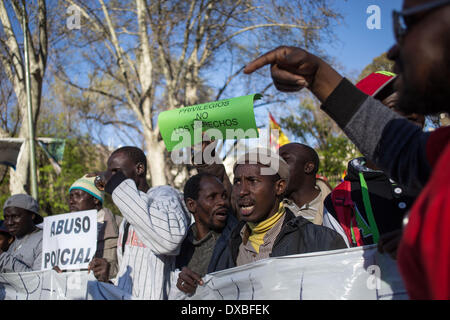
[158,94,261,151]
[41,210,97,271]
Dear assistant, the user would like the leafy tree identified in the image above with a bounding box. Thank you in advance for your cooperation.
[281,97,360,187]
[54,0,343,187]
[0,0,50,194]
[357,52,394,81]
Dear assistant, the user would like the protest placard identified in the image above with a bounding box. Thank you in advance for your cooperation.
[157,94,261,151]
[41,210,97,271]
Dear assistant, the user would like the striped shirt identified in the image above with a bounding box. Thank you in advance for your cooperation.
[111,180,190,300]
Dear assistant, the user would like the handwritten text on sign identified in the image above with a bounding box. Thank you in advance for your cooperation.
[41,210,97,271]
[158,94,261,151]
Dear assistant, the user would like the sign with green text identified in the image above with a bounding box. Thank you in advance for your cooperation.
[158,94,261,151]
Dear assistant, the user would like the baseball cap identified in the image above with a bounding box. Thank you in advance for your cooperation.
[3,194,43,224]
[356,71,396,100]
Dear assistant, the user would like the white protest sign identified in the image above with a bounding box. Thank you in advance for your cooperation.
[41,210,97,271]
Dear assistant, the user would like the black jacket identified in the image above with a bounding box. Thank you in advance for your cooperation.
[216,208,347,271]
[324,157,416,246]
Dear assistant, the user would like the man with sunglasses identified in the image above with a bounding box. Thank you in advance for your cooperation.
[243,0,450,299]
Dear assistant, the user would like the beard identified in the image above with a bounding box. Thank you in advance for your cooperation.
[397,52,450,116]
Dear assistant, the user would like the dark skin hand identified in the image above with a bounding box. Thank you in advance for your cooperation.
[85,171,111,192]
[53,266,63,273]
[244,46,408,258]
[378,229,403,260]
[244,46,343,103]
[88,257,111,282]
[176,267,204,295]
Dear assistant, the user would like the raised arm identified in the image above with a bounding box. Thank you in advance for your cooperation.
[244,46,431,193]
[106,172,190,256]
[244,46,342,102]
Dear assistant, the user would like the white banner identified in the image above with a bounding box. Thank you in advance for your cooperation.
[0,270,94,300]
[1,245,408,300]
[41,210,98,271]
[188,245,408,300]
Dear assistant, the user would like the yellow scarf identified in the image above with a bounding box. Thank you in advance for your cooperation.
[247,202,285,253]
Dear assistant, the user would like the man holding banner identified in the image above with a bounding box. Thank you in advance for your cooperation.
[0,194,43,273]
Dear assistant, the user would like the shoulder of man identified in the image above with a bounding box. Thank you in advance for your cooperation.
[147,185,183,198]
[284,209,347,250]
[301,220,348,251]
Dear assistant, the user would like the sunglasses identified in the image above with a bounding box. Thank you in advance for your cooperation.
[393,0,450,44]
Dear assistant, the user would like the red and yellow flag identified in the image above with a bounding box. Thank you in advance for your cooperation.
[269,112,290,149]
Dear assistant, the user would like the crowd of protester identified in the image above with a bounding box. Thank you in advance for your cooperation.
[0,0,449,300]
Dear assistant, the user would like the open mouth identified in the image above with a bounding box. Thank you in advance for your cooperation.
[214,208,228,221]
[239,204,255,216]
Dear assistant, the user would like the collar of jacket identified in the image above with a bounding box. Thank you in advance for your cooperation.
[346,157,386,181]
[229,208,311,263]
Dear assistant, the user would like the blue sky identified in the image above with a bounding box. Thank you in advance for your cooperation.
[250,0,405,148]
[55,0,407,150]
[326,0,402,77]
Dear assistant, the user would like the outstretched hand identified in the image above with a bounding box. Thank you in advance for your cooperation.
[244,46,343,102]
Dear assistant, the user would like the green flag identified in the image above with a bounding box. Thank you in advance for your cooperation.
[38,138,66,175]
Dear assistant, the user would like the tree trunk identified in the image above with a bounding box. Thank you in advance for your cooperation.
[144,130,167,186]
[9,139,29,195]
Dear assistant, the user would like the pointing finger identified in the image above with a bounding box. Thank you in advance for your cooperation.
[244,46,289,74]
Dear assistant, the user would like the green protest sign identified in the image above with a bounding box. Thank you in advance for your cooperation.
[158,94,261,151]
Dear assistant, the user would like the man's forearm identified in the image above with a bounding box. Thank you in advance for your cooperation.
[309,56,343,103]
[321,78,431,194]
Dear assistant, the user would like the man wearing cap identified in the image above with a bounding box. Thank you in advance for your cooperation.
[68,174,120,281]
[0,194,43,273]
[215,148,346,271]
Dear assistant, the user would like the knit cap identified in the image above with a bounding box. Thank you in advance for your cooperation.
[69,174,104,203]
[356,71,396,98]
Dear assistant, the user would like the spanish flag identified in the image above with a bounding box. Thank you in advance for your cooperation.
[269,112,290,149]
